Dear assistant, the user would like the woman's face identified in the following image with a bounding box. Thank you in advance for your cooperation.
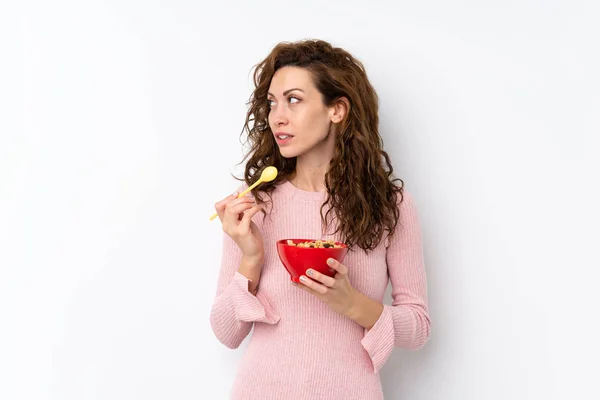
[267,66,338,159]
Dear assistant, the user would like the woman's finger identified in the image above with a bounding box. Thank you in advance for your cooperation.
[306,268,336,288]
[292,280,321,296]
[222,202,256,231]
[299,275,328,295]
[239,204,263,229]
[226,196,255,208]
[214,192,238,220]
[225,198,256,218]
[216,193,251,212]
[327,258,348,276]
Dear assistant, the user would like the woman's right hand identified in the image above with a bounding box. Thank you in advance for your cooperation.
[214,192,264,263]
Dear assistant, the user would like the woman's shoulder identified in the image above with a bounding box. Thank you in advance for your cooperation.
[381,186,420,247]
[397,186,417,210]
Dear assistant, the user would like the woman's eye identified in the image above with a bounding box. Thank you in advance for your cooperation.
[268,96,299,108]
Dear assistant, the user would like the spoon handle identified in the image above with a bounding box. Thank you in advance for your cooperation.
[209,179,263,221]
[238,179,262,197]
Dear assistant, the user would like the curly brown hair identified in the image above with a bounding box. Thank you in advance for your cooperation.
[236,39,404,252]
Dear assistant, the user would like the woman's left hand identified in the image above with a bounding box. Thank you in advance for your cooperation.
[294,258,357,317]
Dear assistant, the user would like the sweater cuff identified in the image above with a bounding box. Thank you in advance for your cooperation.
[360,305,395,373]
[230,272,280,324]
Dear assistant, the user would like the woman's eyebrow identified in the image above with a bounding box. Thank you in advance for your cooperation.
[267,88,305,97]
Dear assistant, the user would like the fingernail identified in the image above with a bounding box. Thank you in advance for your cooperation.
[327,258,334,266]
[300,276,307,282]
[232,191,239,197]
[306,269,313,276]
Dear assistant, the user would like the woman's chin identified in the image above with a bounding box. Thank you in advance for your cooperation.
[278,147,300,159]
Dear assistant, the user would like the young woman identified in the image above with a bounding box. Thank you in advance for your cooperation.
[210,39,431,400]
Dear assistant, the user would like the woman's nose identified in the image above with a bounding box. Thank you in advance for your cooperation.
[271,106,288,126]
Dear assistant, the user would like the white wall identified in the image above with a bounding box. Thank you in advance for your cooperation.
[2,1,599,399]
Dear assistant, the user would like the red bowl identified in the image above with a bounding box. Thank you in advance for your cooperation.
[276,239,349,282]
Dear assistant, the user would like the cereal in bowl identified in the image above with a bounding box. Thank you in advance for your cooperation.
[286,239,343,248]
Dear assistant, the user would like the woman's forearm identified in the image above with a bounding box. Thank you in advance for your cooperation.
[237,254,263,295]
[347,291,384,330]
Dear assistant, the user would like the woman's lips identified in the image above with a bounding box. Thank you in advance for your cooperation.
[275,133,293,146]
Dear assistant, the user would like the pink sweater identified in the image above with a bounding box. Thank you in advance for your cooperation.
[210,180,431,399]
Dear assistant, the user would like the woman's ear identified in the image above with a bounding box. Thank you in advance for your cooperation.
[330,96,350,124]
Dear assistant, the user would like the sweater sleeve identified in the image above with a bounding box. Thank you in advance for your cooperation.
[209,230,280,349]
[360,190,431,373]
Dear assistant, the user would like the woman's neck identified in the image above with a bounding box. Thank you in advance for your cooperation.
[290,154,332,192]
[289,170,326,192]
[289,126,336,192]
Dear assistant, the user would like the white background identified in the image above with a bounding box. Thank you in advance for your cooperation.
[2,1,599,399]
